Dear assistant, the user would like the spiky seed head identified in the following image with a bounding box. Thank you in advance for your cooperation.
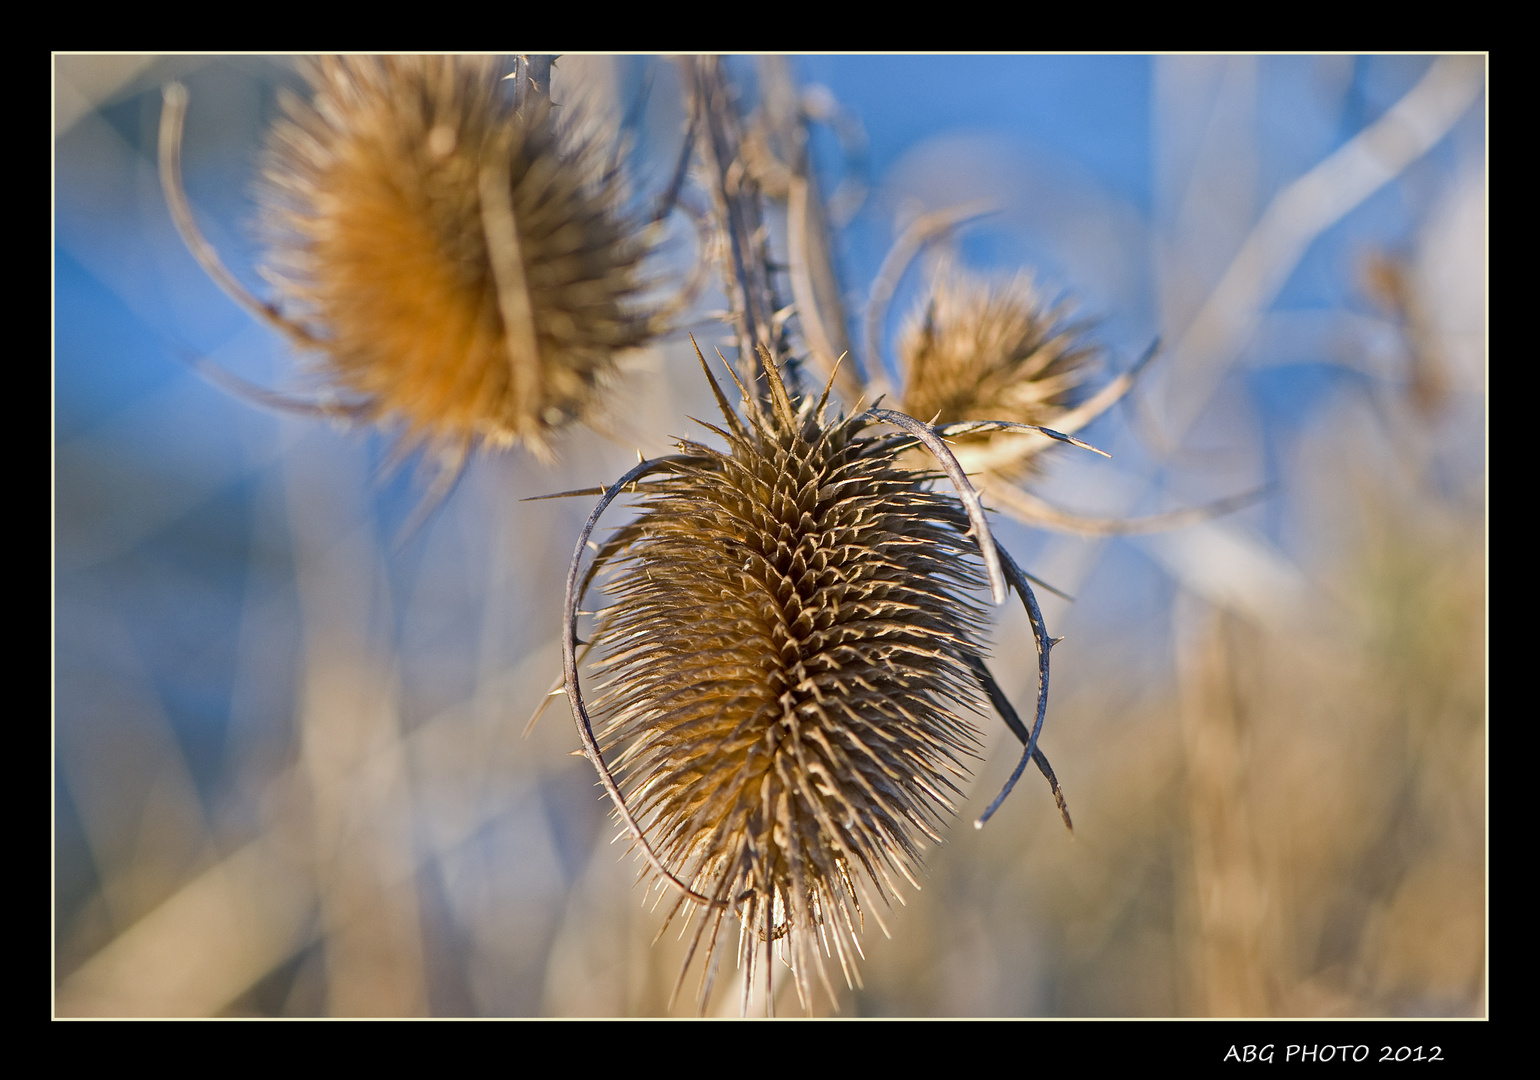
[900,269,1099,478]
[588,357,990,1010]
[258,55,655,460]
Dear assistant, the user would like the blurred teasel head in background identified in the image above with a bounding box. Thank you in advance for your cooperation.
[164,54,662,466]
[258,55,659,461]
[899,268,1099,482]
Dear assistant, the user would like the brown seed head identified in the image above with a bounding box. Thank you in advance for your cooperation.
[900,269,1098,478]
[258,55,654,459]
[588,357,991,1010]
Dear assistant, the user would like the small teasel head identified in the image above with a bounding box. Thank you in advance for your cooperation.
[899,267,1100,480]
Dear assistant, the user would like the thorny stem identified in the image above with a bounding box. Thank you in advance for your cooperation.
[511,55,555,111]
[756,56,866,405]
[681,56,789,416]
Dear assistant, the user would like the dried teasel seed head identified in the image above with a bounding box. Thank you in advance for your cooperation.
[899,268,1099,479]
[581,351,995,1012]
[258,55,656,460]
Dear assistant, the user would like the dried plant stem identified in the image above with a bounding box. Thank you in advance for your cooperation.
[757,56,866,404]
[511,54,555,109]
[640,115,715,334]
[934,419,1109,458]
[1154,56,1483,447]
[1175,597,1269,1014]
[966,654,1072,831]
[164,341,361,421]
[984,481,1270,538]
[681,56,787,411]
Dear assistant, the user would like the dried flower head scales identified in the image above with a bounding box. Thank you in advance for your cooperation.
[568,345,1021,1010]
[900,268,1098,478]
[258,55,656,460]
